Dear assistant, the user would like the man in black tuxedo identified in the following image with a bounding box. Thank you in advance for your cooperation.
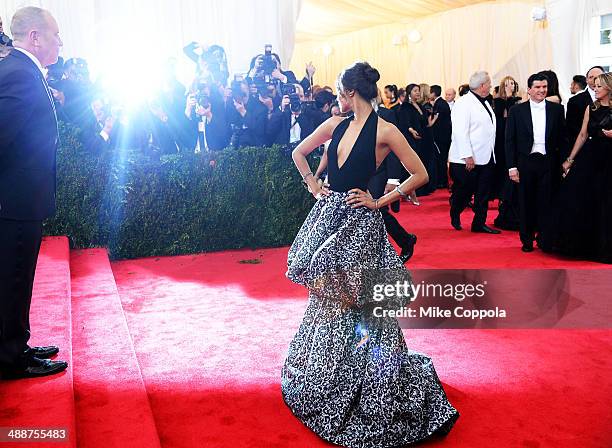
[0,7,68,379]
[430,85,452,188]
[267,88,317,146]
[505,73,568,252]
[566,66,604,152]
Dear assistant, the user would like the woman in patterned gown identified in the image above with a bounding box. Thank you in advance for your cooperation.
[282,62,459,447]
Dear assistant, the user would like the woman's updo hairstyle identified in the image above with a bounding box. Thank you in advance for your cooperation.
[337,61,380,101]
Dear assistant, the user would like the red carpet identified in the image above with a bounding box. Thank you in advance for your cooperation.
[387,190,609,269]
[2,190,610,447]
[0,237,75,448]
[110,190,611,447]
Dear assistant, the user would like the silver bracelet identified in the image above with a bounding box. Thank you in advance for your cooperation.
[395,185,408,199]
[302,171,313,180]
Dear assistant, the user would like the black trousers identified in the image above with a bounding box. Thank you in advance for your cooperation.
[449,158,495,228]
[379,205,413,249]
[517,153,554,247]
[368,168,408,243]
[435,139,451,188]
[0,219,43,368]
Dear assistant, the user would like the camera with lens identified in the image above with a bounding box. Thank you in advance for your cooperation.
[281,84,301,113]
[0,32,12,47]
[231,74,246,101]
[261,44,276,76]
[195,82,210,108]
[253,78,275,99]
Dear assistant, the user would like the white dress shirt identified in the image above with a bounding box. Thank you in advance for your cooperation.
[529,99,546,155]
[509,99,548,173]
[289,114,301,144]
[587,86,596,102]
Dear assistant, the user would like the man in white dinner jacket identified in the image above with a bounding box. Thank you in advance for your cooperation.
[448,70,500,234]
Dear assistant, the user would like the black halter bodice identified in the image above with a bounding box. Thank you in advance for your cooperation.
[327,110,378,192]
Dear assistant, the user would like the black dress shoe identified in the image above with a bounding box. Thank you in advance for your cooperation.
[28,346,59,359]
[451,217,462,230]
[1,357,68,380]
[399,234,417,263]
[471,224,501,234]
[521,244,534,252]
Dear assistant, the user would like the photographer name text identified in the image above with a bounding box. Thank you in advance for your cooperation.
[372,306,507,319]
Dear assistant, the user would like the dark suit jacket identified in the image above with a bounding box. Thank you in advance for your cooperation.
[368,108,403,199]
[267,108,316,146]
[505,100,568,173]
[565,90,592,147]
[377,106,398,127]
[0,49,58,220]
[431,97,452,145]
[184,93,230,151]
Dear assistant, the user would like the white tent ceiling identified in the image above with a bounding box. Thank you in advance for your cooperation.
[295,0,492,42]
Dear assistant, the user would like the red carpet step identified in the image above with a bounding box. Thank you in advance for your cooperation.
[0,236,76,448]
[70,249,160,448]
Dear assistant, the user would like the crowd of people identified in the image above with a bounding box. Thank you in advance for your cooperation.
[1,18,339,155]
[366,66,611,264]
[1,11,611,265]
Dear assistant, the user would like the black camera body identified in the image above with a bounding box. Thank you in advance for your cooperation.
[0,32,12,47]
[253,78,274,98]
[261,44,276,76]
[281,84,301,113]
[196,93,210,109]
[231,80,245,102]
[195,83,210,108]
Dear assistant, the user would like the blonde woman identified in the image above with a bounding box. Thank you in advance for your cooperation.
[492,76,521,201]
[554,73,612,262]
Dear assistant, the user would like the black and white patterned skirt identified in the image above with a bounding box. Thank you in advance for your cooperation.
[283,191,459,447]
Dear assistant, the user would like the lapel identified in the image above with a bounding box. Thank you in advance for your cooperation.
[469,91,493,126]
[544,100,552,143]
[523,101,534,138]
[9,49,57,123]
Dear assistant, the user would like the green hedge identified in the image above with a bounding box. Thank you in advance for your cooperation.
[43,123,317,260]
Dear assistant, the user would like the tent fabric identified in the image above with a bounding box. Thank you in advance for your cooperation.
[295,0,490,42]
[0,0,303,78]
[291,1,552,95]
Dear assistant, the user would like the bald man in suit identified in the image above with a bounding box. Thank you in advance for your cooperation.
[0,7,68,379]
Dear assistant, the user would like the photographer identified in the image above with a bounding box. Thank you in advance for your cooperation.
[183,42,229,87]
[225,77,271,148]
[141,98,180,155]
[57,57,93,127]
[267,83,316,146]
[184,77,229,151]
[310,89,336,127]
[82,97,120,153]
[247,46,316,97]
[0,15,12,59]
